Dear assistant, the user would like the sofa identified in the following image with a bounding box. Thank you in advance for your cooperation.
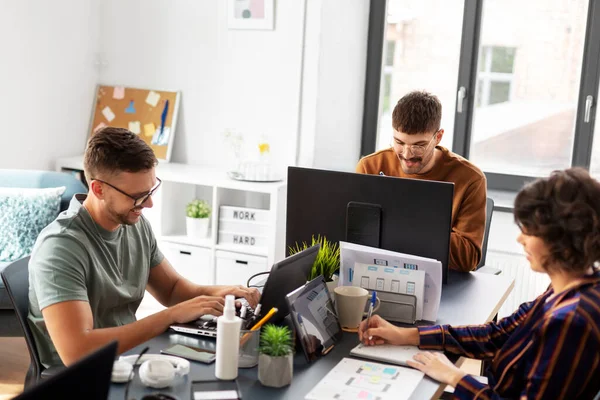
[0,169,86,335]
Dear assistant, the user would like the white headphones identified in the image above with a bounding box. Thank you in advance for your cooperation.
[112,354,190,388]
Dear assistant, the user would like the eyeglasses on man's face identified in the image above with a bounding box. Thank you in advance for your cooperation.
[92,177,162,207]
[391,130,440,157]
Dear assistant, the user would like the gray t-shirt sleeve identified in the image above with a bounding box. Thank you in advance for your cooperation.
[30,235,89,311]
[143,216,164,268]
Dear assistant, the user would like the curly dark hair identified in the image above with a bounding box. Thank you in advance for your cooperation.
[392,91,441,134]
[84,127,157,183]
[514,167,600,273]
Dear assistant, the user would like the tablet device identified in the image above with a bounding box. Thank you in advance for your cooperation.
[285,275,343,362]
[192,380,241,400]
[160,344,216,364]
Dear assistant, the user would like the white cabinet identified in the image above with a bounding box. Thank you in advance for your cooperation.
[161,242,213,285]
[215,251,268,286]
[55,156,287,287]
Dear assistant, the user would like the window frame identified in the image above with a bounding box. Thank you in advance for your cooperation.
[360,0,600,192]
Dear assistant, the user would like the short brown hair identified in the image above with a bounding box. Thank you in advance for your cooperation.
[392,91,442,134]
[83,127,158,181]
[514,168,600,273]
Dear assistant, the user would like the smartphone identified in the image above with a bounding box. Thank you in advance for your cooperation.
[160,344,216,364]
[192,380,241,400]
[346,201,382,248]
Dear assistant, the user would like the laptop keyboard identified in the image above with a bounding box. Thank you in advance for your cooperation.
[195,301,257,331]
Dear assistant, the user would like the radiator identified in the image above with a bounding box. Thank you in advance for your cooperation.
[486,250,551,318]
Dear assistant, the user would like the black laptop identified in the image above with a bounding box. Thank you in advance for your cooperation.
[170,244,320,337]
[14,341,117,400]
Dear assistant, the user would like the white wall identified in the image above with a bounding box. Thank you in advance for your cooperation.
[299,0,370,172]
[96,0,306,173]
[0,0,100,170]
[0,0,368,174]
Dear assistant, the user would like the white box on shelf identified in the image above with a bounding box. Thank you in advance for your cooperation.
[218,219,269,235]
[161,234,212,249]
[160,242,214,285]
[219,205,270,224]
[215,250,268,286]
[218,231,268,248]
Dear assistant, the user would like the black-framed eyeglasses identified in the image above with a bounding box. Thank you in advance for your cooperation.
[91,177,162,207]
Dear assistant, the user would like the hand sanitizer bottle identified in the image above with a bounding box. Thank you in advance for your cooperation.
[215,295,242,380]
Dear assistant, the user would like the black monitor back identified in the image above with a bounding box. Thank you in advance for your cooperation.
[15,341,117,400]
[286,167,454,284]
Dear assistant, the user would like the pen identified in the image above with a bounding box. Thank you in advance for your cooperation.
[254,303,262,317]
[365,291,377,340]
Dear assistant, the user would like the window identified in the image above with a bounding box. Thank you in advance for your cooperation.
[371,0,465,152]
[362,0,600,191]
[476,46,515,107]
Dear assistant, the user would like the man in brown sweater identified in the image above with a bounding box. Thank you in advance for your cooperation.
[356,91,486,272]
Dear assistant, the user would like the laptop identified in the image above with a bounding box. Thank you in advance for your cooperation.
[14,341,117,400]
[170,244,320,337]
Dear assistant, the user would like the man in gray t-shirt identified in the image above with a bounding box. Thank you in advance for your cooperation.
[28,128,259,367]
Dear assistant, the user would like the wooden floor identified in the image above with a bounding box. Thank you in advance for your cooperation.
[0,337,28,400]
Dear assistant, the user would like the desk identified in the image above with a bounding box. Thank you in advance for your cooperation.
[110,271,514,400]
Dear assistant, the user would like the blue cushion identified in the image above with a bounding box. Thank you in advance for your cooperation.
[0,169,87,212]
[0,187,65,262]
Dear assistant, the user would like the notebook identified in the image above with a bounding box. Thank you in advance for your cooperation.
[350,343,442,367]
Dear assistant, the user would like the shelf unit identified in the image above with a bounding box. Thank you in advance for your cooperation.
[56,155,287,286]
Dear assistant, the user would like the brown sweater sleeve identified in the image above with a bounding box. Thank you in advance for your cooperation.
[356,158,367,174]
[449,177,486,272]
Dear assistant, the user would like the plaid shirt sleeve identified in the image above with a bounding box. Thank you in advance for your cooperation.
[417,300,533,359]
[452,311,600,400]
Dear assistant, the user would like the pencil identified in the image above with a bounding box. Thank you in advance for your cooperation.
[239,307,278,347]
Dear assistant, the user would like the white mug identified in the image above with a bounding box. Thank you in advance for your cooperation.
[334,286,380,331]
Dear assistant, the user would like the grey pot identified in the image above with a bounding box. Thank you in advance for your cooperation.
[258,353,293,388]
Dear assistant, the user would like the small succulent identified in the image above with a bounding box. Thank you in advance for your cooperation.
[259,324,293,357]
[289,235,340,281]
[186,199,211,219]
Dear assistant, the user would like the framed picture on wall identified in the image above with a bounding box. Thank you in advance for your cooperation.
[227,0,274,30]
[88,85,181,162]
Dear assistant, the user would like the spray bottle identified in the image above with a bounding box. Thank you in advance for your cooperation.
[215,295,242,380]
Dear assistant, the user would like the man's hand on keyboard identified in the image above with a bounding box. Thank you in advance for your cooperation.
[170,295,225,323]
[208,285,260,308]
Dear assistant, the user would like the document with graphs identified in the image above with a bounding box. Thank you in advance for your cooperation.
[305,358,424,400]
[339,242,442,322]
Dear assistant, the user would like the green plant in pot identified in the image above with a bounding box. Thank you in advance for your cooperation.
[258,324,293,388]
[289,235,340,290]
[185,199,211,239]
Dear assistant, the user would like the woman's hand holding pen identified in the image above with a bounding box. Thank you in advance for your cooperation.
[358,315,419,346]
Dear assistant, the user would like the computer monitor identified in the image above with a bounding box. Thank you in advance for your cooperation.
[14,341,117,400]
[286,167,454,284]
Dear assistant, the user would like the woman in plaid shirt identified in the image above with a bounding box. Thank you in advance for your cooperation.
[359,168,600,399]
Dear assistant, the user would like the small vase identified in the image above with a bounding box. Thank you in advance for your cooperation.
[258,353,293,388]
[186,217,210,239]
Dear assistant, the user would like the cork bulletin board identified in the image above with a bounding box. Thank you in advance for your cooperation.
[89,85,181,162]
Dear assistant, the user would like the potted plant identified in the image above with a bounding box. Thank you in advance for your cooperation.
[258,324,293,388]
[185,199,211,239]
[289,235,340,293]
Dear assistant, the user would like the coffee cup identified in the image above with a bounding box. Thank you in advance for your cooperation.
[334,286,380,331]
